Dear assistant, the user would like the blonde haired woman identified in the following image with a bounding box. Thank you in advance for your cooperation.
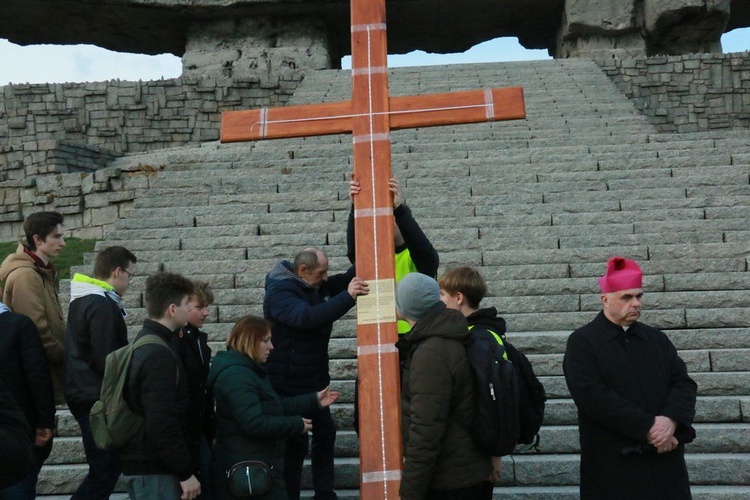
[208,315,339,499]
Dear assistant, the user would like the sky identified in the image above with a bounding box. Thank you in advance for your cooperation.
[0,28,749,85]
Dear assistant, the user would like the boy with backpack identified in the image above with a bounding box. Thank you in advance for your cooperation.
[119,272,201,500]
[439,267,546,459]
[65,246,137,499]
[396,272,493,500]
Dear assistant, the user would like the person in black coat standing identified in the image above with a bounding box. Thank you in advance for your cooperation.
[120,272,201,500]
[0,299,55,498]
[64,245,137,499]
[0,383,35,491]
[564,257,697,500]
[173,281,214,499]
[263,247,369,500]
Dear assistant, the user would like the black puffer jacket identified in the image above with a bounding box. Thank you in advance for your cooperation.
[0,383,35,489]
[64,278,129,412]
[0,308,55,433]
[121,319,194,481]
[400,303,492,499]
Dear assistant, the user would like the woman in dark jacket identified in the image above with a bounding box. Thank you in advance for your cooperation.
[208,315,339,500]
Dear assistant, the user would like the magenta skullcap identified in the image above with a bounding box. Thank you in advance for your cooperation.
[598,256,643,293]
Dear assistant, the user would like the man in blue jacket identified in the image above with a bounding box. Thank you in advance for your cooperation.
[64,245,137,499]
[263,247,368,500]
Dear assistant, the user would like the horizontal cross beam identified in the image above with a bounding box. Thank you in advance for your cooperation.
[220,87,525,143]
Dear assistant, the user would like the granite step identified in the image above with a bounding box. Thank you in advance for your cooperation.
[35,452,750,494]
[45,423,750,469]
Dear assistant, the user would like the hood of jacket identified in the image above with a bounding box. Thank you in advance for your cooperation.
[208,349,263,390]
[405,303,470,346]
[70,273,126,315]
[466,307,507,336]
[264,259,311,291]
[0,244,41,282]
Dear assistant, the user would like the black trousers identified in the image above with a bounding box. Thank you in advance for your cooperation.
[284,405,337,500]
[427,481,494,500]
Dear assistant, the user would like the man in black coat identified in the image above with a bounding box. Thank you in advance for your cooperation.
[173,281,214,499]
[563,257,697,500]
[64,245,137,499]
[120,272,201,500]
[263,247,368,500]
[0,299,55,497]
[0,383,35,490]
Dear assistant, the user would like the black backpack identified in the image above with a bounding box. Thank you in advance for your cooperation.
[501,335,546,448]
[466,329,520,456]
[469,325,546,451]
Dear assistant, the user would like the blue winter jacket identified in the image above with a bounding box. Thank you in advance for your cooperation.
[263,260,355,395]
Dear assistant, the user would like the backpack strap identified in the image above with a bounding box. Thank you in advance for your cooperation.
[132,334,180,385]
[468,324,508,360]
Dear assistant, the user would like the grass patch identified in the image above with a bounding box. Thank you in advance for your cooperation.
[0,238,97,280]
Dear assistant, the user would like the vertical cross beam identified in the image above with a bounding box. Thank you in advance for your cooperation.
[349,2,403,498]
[220,3,526,497]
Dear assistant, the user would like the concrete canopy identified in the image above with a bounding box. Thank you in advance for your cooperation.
[1,0,562,59]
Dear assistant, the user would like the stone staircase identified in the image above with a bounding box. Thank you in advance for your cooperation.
[43,58,750,498]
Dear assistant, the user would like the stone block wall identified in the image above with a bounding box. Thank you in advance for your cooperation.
[0,140,122,182]
[598,52,750,132]
[0,76,303,157]
[0,162,153,243]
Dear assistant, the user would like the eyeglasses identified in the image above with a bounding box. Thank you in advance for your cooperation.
[121,268,135,281]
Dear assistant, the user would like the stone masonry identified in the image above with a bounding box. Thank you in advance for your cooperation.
[557,0,733,58]
[599,51,750,132]
[0,77,305,157]
[1,52,750,245]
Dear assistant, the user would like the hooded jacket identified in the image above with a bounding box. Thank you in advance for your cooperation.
[400,303,492,499]
[208,349,319,500]
[64,273,129,412]
[347,202,439,335]
[466,307,507,339]
[263,260,355,395]
[0,243,65,403]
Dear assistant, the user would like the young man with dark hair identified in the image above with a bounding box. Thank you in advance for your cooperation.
[120,272,201,500]
[0,291,56,498]
[64,245,138,499]
[0,211,66,404]
[438,266,508,487]
[173,281,214,499]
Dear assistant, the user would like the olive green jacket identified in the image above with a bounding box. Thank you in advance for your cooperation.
[400,304,492,499]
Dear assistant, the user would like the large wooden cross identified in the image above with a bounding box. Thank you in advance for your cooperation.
[220,1,525,497]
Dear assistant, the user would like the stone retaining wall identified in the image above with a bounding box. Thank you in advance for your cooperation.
[0,75,302,158]
[598,52,750,133]
[2,53,750,242]
[0,162,149,242]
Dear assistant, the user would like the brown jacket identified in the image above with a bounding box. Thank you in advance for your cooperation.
[400,304,492,499]
[0,244,66,404]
